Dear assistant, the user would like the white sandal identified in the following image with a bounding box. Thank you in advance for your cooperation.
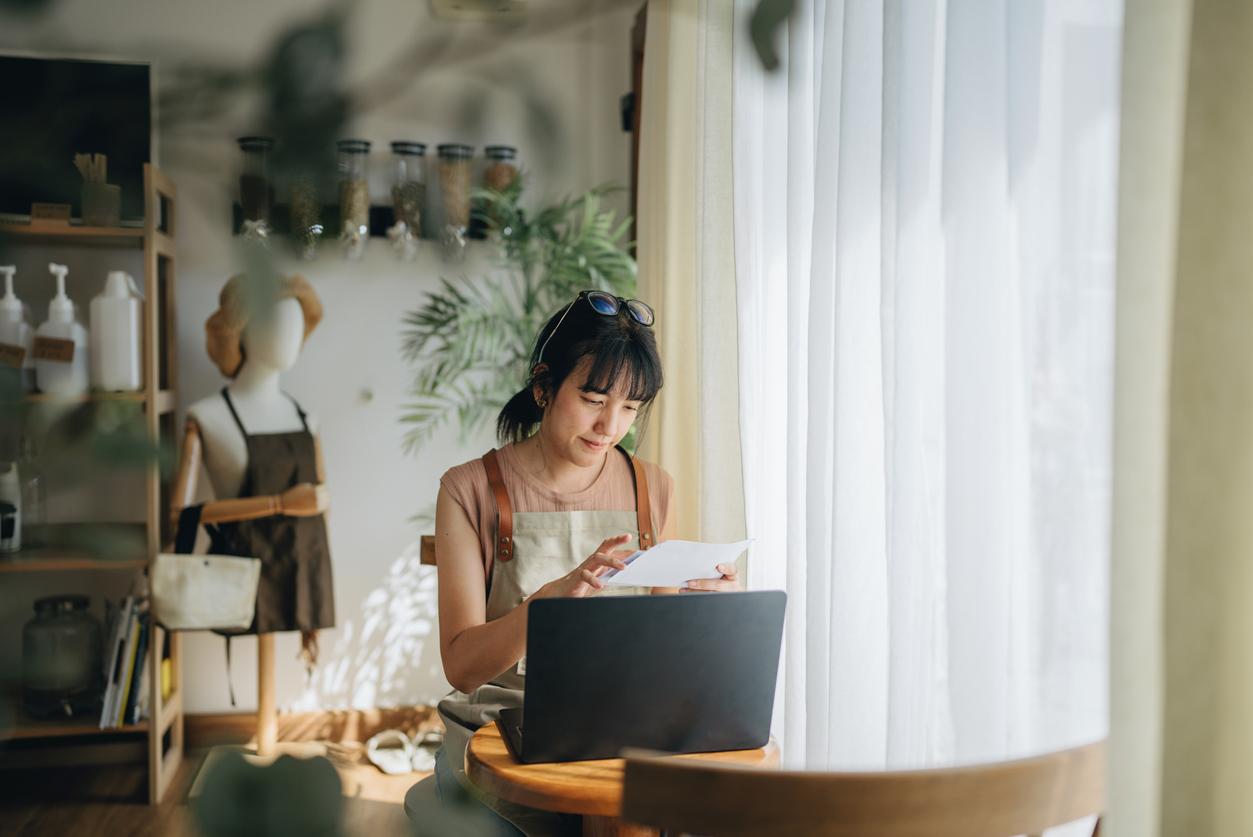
[365,729,415,775]
[411,729,443,772]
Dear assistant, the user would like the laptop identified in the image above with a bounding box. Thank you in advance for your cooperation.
[497,589,786,764]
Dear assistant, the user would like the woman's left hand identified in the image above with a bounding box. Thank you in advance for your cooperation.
[681,563,743,593]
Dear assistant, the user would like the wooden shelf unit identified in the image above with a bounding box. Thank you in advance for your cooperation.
[0,164,184,804]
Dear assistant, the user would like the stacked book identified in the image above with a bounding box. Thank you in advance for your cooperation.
[99,595,152,729]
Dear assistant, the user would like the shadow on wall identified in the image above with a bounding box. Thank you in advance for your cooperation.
[307,543,445,709]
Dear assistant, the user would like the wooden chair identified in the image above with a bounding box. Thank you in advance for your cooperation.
[420,535,437,565]
[621,739,1104,837]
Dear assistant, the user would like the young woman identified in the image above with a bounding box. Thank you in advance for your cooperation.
[410,290,739,836]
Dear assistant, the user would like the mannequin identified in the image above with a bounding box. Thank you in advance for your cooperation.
[172,277,333,757]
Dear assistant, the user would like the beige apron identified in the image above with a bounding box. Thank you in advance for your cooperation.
[437,447,656,834]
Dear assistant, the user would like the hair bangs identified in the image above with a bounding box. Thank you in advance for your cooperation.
[576,337,663,404]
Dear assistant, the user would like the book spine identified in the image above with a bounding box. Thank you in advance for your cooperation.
[114,605,141,727]
[100,595,133,729]
[127,609,150,725]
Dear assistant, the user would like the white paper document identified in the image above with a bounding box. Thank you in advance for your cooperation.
[601,539,752,588]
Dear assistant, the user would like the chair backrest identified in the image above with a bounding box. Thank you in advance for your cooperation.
[621,739,1105,837]
[420,535,436,565]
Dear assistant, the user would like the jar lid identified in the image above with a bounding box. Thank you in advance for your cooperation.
[34,594,89,614]
[336,139,372,154]
[485,145,517,160]
[437,143,474,159]
[237,136,275,151]
[391,141,427,156]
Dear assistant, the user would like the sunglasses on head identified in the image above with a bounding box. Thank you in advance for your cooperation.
[538,291,656,362]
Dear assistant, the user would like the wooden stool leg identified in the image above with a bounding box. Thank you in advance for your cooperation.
[582,815,657,837]
[257,633,277,756]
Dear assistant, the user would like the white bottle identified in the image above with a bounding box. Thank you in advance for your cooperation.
[0,461,21,553]
[89,271,142,392]
[0,266,34,391]
[34,263,90,397]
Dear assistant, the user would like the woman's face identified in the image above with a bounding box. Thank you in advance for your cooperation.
[538,356,644,467]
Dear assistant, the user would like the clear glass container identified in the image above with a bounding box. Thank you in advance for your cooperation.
[481,145,520,240]
[337,139,371,259]
[22,595,103,719]
[237,136,275,240]
[19,435,45,549]
[437,143,474,259]
[290,174,323,260]
[390,141,426,260]
[483,145,519,193]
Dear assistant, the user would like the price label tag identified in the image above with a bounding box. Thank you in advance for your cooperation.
[33,336,74,363]
[0,343,26,369]
[30,203,72,225]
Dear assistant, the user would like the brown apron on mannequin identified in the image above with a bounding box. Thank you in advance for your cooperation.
[437,445,657,835]
[209,389,335,697]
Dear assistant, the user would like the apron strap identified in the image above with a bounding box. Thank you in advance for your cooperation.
[283,392,311,433]
[220,387,249,438]
[618,446,656,549]
[482,450,514,563]
[481,445,656,572]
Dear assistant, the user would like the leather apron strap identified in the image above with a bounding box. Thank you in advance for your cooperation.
[482,450,514,563]
[621,445,656,548]
[482,446,657,565]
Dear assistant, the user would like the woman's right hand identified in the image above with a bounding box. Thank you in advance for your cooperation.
[533,534,635,599]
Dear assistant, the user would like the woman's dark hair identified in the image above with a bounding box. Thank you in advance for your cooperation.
[497,293,664,444]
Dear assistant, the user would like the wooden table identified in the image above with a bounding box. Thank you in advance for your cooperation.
[466,722,779,837]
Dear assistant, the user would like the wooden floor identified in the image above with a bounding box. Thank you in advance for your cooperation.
[0,748,423,836]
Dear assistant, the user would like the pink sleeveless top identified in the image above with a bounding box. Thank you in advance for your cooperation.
[440,443,675,578]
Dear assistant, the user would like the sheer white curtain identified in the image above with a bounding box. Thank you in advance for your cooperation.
[734,0,1119,771]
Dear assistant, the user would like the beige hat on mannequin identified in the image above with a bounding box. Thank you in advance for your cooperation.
[205,273,323,378]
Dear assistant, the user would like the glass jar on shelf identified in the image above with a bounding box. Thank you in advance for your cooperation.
[236,136,275,242]
[389,141,426,260]
[481,145,519,240]
[483,145,519,192]
[22,594,103,719]
[337,139,372,260]
[289,173,324,261]
[437,143,474,260]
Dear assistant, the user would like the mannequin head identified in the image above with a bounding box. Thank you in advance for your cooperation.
[205,273,322,378]
[241,297,304,373]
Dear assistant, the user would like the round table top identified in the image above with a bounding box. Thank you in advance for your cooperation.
[465,722,780,817]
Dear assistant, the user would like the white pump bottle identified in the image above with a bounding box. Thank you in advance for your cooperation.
[89,271,142,392]
[34,263,90,397]
[0,266,34,391]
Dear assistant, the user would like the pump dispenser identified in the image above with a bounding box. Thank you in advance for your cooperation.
[0,266,34,391]
[89,271,142,392]
[34,263,89,396]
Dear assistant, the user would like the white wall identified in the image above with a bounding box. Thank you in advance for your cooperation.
[0,0,637,713]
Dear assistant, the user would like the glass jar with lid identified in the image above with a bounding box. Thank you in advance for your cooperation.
[237,136,275,241]
[290,173,324,260]
[481,145,520,239]
[389,141,426,259]
[437,143,474,258]
[22,594,103,719]
[483,145,519,193]
[337,139,372,259]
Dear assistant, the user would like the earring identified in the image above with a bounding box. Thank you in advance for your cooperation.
[536,396,547,408]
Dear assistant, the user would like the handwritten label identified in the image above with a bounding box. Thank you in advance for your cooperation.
[33,336,74,363]
[0,343,26,369]
[30,203,72,225]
